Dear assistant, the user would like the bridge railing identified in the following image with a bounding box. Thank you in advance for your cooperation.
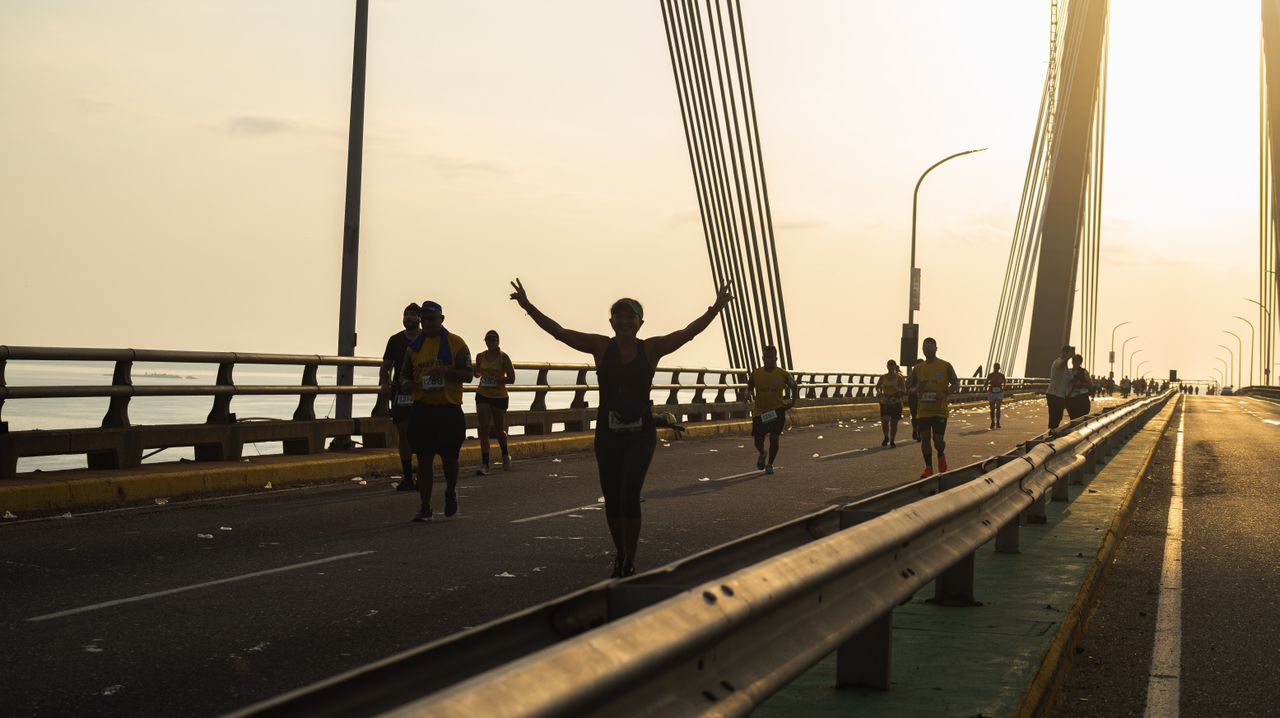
[0,345,1046,477]
[231,391,1173,718]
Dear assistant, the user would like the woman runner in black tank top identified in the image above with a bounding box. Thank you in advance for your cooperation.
[510,278,734,577]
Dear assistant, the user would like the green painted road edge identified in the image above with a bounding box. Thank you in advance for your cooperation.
[753,394,1180,718]
[1016,394,1180,717]
[0,394,1039,517]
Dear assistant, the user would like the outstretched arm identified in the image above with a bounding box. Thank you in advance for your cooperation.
[509,278,609,357]
[644,282,735,362]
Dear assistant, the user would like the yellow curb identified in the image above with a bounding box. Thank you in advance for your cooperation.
[0,394,1039,517]
[1016,394,1181,718]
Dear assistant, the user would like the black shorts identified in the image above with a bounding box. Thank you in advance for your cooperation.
[475,394,510,411]
[391,396,413,424]
[751,413,786,438]
[880,402,903,420]
[915,416,948,435]
[409,403,466,458]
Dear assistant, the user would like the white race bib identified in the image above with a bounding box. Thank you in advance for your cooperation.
[395,394,413,407]
[421,375,445,391]
[921,391,939,403]
[760,409,779,423]
[479,377,500,389]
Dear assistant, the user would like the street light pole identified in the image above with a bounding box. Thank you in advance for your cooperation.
[1128,348,1144,377]
[332,0,370,449]
[1120,335,1139,378]
[1218,345,1235,387]
[1224,330,1243,389]
[1245,298,1273,385]
[1136,360,1149,378]
[1109,321,1131,379]
[901,147,988,367]
[1233,316,1254,386]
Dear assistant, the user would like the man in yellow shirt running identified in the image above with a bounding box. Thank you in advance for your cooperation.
[400,300,473,522]
[746,345,797,475]
[876,359,906,447]
[906,337,959,478]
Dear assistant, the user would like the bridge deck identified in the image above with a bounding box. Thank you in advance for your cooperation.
[1,396,1070,717]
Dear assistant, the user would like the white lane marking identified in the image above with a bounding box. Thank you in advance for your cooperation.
[511,505,601,523]
[27,551,376,622]
[1265,420,1280,427]
[814,447,869,460]
[713,469,767,482]
[1144,408,1185,718]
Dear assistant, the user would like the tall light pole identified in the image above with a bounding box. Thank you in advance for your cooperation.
[1120,335,1140,378]
[901,147,988,368]
[332,0,370,449]
[1128,348,1144,377]
[1109,321,1131,379]
[1224,330,1243,389]
[1245,298,1273,384]
[1136,360,1149,378]
[1233,316,1254,386]
[1213,366,1224,387]
[1218,345,1235,387]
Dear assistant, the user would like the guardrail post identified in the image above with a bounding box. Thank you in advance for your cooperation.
[931,475,979,606]
[294,364,319,420]
[836,509,893,689]
[101,359,132,427]
[0,354,7,434]
[525,368,551,435]
[804,374,817,399]
[207,361,235,424]
[570,369,589,409]
[687,370,707,423]
[1051,468,1070,501]
[665,370,681,407]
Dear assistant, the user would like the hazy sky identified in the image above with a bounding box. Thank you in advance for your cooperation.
[0,1,1268,383]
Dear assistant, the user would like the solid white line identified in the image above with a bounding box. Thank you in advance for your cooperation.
[1144,408,1185,718]
[27,551,376,622]
[510,505,600,524]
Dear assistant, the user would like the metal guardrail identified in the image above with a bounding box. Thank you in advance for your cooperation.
[1240,385,1280,402]
[231,392,1172,718]
[0,345,1046,476]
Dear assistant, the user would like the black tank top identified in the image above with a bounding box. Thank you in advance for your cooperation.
[597,338,656,430]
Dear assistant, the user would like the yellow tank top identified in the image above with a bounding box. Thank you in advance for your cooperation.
[751,367,790,416]
[475,351,509,399]
[878,372,905,402]
[406,332,471,406]
[912,359,955,419]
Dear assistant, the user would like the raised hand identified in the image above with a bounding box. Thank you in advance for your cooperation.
[713,281,735,310]
[509,278,532,311]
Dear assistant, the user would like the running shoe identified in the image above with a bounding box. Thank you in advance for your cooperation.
[502,454,512,471]
[756,453,766,470]
[444,490,459,517]
[881,438,889,447]
[764,465,775,475]
[938,457,948,473]
[396,479,417,492]
[610,558,624,579]
[890,440,896,448]
[919,467,934,478]
[475,465,489,476]
[411,506,433,522]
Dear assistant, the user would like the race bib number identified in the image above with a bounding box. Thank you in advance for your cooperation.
[394,394,413,407]
[421,375,445,391]
[607,411,644,432]
[921,391,939,403]
[479,377,500,389]
[760,409,779,423]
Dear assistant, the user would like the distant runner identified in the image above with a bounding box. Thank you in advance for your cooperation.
[401,300,473,522]
[473,330,515,475]
[907,337,959,478]
[876,359,906,447]
[746,345,797,475]
[1066,354,1093,420]
[907,359,925,441]
[380,303,421,491]
[510,277,734,578]
[1046,344,1073,431]
[985,362,1006,430]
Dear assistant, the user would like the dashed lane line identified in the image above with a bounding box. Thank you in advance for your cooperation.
[1143,408,1185,718]
[27,551,377,622]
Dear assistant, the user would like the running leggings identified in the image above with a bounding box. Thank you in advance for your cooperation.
[593,426,657,519]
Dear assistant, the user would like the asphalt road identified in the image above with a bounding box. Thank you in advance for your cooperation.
[2,397,1106,717]
[1054,394,1280,717]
